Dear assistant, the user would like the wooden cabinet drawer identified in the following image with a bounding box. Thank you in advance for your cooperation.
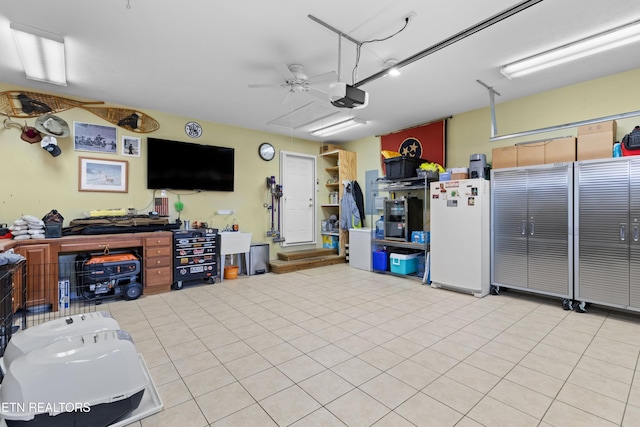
[145,266,172,288]
[145,235,172,247]
[145,256,171,268]
[145,246,171,258]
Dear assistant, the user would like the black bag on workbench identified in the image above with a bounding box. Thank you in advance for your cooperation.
[42,209,64,238]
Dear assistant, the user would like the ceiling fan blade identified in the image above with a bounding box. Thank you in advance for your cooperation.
[308,71,338,85]
[273,63,294,80]
[308,87,329,101]
[279,90,294,104]
[248,83,282,89]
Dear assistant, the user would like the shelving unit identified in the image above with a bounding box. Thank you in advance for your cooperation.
[370,176,431,282]
[319,149,356,257]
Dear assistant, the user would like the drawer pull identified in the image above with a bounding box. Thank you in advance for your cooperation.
[156,260,161,265]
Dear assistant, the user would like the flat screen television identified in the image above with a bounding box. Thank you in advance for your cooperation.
[147,137,234,192]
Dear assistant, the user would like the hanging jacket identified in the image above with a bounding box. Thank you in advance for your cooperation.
[340,181,361,229]
[352,180,365,227]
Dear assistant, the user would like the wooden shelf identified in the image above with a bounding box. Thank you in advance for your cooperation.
[320,149,356,257]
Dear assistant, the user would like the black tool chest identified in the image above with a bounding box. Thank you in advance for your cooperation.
[172,228,219,289]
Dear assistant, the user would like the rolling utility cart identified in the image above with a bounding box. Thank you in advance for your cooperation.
[172,228,219,289]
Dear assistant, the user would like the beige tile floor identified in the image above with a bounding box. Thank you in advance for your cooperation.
[94,264,640,426]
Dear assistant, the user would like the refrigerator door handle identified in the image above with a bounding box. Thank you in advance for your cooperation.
[520,221,527,236]
[633,223,639,243]
[620,223,627,242]
[529,221,535,236]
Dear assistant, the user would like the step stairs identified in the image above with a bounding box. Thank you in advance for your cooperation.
[269,248,346,274]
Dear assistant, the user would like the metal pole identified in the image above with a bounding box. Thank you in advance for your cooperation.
[307,14,362,46]
[476,80,501,138]
[490,110,640,142]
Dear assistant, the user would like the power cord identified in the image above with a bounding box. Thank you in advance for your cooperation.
[352,17,410,84]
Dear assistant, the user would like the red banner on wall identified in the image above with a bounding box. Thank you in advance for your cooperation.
[380,120,446,170]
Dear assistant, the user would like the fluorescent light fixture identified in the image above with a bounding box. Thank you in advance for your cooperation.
[501,19,640,79]
[10,22,67,86]
[384,59,401,76]
[310,118,367,137]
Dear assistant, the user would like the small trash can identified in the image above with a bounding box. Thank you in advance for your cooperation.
[248,243,269,275]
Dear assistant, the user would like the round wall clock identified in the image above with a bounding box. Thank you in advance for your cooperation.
[185,121,202,138]
[259,142,275,161]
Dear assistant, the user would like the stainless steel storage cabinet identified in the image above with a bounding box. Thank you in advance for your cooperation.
[575,157,640,311]
[491,163,574,304]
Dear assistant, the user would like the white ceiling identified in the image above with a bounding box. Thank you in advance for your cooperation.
[1,0,640,143]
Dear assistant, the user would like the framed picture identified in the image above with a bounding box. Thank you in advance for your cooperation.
[122,136,141,157]
[79,157,128,193]
[74,122,118,154]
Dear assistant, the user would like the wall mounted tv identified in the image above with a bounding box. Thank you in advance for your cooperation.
[147,137,234,192]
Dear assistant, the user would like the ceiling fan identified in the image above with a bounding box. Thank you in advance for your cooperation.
[248,63,338,104]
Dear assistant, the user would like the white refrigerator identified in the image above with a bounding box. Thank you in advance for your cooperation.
[429,178,490,297]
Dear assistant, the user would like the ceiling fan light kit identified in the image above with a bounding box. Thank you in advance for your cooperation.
[501,19,640,78]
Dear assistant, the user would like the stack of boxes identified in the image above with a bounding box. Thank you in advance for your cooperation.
[491,120,617,169]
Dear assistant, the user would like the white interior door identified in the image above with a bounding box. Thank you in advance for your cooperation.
[280,151,316,246]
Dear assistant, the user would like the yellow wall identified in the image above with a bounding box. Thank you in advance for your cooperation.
[446,68,640,168]
[0,82,320,257]
[352,68,640,179]
[3,67,640,253]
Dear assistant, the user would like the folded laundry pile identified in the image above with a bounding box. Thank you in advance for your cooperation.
[9,215,46,240]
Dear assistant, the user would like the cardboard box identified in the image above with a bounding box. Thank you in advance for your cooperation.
[322,235,338,249]
[450,173,469,180]
[517,143,545,167]
[577,132,615,160]
[578,120,617,136]
[516,137,576,166]
[492,146,517,169]
[319,144,341,154]
[545,137,576,163]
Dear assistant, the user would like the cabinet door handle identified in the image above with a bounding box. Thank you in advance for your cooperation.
[633,223,640,243]
[520,221,526,236]
[620,223,627,241]
[529,221,535,236]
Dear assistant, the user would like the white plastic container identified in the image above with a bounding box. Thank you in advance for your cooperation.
[1,311,119,374]
[0,330,146,426]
